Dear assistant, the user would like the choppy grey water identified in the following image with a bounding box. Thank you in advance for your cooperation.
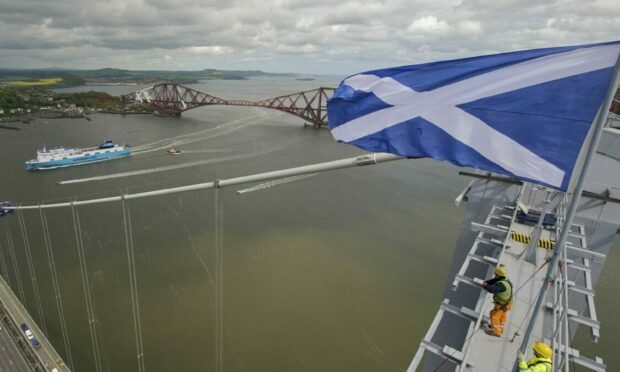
[1,77,617,371]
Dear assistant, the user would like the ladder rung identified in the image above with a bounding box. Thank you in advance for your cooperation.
[489,213,512,220]
[569,312,600,329]
[545,303,600,329]
[420,340,463,364]
[567,262,591,272]
[466,253,498,266]
[474,236,503,247]
[470,222,508,236]
[454,275,483,289]
[567,280,595,297]
[543,338,606,371]
[440,302,480,322]
[566,245,606,259]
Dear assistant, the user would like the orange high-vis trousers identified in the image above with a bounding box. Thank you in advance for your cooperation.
[489,301,512,336]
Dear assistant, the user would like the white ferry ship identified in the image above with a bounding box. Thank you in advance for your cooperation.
[24,140,131,170]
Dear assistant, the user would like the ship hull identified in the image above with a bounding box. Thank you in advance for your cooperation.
[25,147,130,170]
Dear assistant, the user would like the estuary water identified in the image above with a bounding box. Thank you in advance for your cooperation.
[0,77,617,371]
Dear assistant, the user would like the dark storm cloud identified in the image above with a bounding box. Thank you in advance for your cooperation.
[0,0,618,74]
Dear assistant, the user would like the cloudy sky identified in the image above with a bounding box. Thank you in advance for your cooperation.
[0,0,618,75]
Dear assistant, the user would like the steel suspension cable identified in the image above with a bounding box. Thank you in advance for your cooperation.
[509,261,558,343]
[214,181,224,372]
[39,207,74,369]
[70,203,103,372]
[4,223,26,303]
[0,226,10,283]
[7,153,402,211]
[17,209,48,335]
[121,197,146,372]
[512,259,549,297]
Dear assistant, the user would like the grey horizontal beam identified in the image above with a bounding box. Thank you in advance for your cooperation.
[470,222,508,236]
[6,153,403,210]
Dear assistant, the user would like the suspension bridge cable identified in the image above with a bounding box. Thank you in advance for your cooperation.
[7,153,403,211]
[4,222,26,303]
[70,203,103,372]
[512,259,549,297]
[39,208,74,370]
[508,259,552,343]
[121,197,146,372]
[0,226,10,283]
[214,181,224,372]
[17,209,48,335]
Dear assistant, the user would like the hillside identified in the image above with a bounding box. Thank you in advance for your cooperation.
[0,68,296,88]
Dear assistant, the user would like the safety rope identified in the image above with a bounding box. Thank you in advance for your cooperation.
[70,203,103,372]
[4,222,26,303]
[39,207,74,369]
[17,210,48,335]
[513,259,550,297]
[121,197,146,372]
[509,259,551,342]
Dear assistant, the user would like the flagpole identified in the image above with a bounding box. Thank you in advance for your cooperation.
[517,49,620,363]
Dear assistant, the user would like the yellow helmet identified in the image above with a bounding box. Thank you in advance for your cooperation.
[533,342,552,359]
[494,266,507,277]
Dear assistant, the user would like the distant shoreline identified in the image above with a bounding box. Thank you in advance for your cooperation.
[0,68,299,89]
[0,124,20,131]
[0,110,154,126]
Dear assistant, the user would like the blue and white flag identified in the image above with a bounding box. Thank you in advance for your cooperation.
[327,41,620,191]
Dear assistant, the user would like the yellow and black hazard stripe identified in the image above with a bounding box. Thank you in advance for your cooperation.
[511,231,530,243]
[510,231,556,249]
[538,239,556,249]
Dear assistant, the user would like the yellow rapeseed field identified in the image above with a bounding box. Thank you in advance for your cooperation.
[9,77,63,86]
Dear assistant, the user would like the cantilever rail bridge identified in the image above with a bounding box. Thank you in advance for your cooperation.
[121,83,336,127]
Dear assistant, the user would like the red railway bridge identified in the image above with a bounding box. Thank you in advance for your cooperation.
[121,83,336,128]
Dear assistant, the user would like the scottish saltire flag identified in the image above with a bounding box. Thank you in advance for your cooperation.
[327,41,620,191]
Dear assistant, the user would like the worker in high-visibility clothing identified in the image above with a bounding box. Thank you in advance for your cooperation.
[517,342,553,371]
[482,266,513,336]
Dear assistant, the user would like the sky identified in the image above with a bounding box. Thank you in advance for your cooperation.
[0,0,619,75]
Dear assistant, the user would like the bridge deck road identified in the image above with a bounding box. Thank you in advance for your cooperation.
[0,275,69,371]
[0,323,31,372]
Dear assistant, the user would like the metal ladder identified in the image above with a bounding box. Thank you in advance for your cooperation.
[549,221,606,371]
[408,203,515,371]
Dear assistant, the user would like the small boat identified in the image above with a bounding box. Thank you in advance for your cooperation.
[24,140,131,170]
[167,147,182,155]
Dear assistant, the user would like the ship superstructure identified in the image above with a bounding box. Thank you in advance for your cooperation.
[24,140,130,170]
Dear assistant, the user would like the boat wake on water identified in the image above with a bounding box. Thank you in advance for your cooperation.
[236,174,317,194]
[57,134,298,185]
[131,112,268,155]
[55,112,275,184]
[57,155,252,185]
[177,149,233,154]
